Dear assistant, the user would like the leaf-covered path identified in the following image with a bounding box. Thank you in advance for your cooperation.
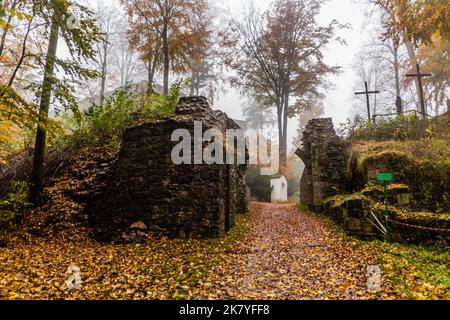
[0,202,398,300]
[207,203,391,299]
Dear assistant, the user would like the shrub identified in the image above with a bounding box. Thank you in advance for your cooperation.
[82,85,140,140]
[0,181,31,226]
[339,113,449,142]
[141,80,184,121]
[69,82,183,143]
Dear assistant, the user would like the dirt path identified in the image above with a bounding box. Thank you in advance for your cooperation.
[208,202,391,299]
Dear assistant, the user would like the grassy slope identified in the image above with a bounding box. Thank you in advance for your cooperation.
[325,116,450,299]
[302,208,450,300]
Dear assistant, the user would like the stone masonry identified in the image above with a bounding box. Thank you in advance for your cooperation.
[295,118,347,211]
[88,96,249,242]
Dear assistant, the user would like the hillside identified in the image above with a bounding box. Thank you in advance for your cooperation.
[315,113,450,246]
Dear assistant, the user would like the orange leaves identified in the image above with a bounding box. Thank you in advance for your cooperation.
[374,0,449,46]
[204,203,395,300]
[0,189,447,300]
[0,197,248,300]
[121,0,211,74]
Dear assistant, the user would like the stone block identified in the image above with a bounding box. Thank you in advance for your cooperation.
[397,193,410,206]
[344,218,362,232]
[361,221,375,234]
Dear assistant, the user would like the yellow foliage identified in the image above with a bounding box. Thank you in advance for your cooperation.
[0,120,18,165]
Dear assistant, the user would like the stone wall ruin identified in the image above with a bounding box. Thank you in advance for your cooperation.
[88,96,249,242]
[296,117,449,245]
[295,118,347,211]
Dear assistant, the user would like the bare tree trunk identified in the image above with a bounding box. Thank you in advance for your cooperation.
[277,99,283,174]
[100,42,108,104]
[162,23,169,96]
[8,16,33,86]
[147,56,154,92]
[148,47,159,93]
[30,10,60,203]
[393,48,403,114]
[405,41,422,114]
[282,91,289,168]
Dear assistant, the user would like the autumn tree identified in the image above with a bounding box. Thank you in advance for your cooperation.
[114,24,145,88]
[93,1,120,103]
[1,1,42,164]
[372,0,449,114]
[121,0,211,95]
[293,102,324,148]
[223,0,341,167]
[185,5,221,104]
[188,45,224,105]
[242,96,277,135]
[350,29,417,118]
[0,0,21,58]
[373,0,449,48]
[0,0,38,86]
[125,7,162,92]
[417,38,450,115]
[29,0,101,202]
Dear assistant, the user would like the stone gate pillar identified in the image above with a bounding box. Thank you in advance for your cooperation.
[295,118,347,211]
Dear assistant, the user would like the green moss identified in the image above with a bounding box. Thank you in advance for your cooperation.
[347,139,450,212]
[324,192,371,208]
[372,203,450,225]
[372,241,450,299]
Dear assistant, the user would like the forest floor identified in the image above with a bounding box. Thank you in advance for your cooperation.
[0,202,448,300]
[207,203,393,299]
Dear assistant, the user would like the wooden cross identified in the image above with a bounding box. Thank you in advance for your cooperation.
[355,81,380,122]
[406,64,432,119]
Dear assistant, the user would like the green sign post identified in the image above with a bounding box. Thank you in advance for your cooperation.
[376,172,394,239]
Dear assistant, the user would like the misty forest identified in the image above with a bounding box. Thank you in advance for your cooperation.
[0,0,449,300]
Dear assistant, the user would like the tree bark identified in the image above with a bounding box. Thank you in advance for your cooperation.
[277,100,283,174]
[30,10,60,203]
[147,56,154,92]
[393,48,403,114]
[100,42,108,104]
[405,41,423,115]
[282,91,289,168]
[162,23,169,96]
[8,16,33,86]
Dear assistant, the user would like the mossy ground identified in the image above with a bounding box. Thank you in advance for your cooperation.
[300,206,450,300]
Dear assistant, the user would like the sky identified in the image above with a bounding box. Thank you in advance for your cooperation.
[102,0,372,151]
[212,0,370,150]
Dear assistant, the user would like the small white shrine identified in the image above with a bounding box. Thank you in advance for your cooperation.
[270,175,288,203]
